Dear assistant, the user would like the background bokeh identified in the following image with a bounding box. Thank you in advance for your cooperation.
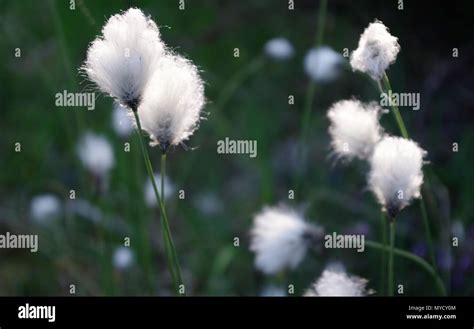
[0,0,473,296]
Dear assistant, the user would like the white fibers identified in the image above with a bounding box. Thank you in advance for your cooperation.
[77,132,115,178]
[304,46,345,82]
[264,37,295,60]
[350,20,400,80]
[368,136,426,217]
[305,267,371,296]
[137,54,205,150]
[327,99,385,161]
[250,205,322,275]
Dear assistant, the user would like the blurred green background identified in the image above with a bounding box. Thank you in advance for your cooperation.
[0,0,473,296]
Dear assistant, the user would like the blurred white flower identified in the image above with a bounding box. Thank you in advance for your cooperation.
[144,173,175,208]
[30,194,61,224]
[113,246,134,270]
[83,8,165,108]
[66,198,102,223]
[305,267,371,296]
[327,99,385,161]
[77,132,115,178]
[250,205,322,275]
[369,136,426,218]
[193,191,223,216]
[138,54,205,152]
[112,103,135,137]
[260,285,287,297]
[350,20,400,80]
[304,46,345,82]
[264,37,294,60]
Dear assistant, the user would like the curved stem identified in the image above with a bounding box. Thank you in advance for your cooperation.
[132,111,183,295]
[365,240,447,296]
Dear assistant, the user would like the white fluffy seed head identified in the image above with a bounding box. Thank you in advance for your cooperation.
[30,194,61,224]
[368,136,426,218]
[264,37,295,60]
[305,268,370,296]
[144,173,175,208]
[137,54,205,150]
[113,246,134,270]
[304,46,345,82]
[250,205,322,275]
[327,99,385,161]
[77,132,115,178]
[112,102,135,137]
[350,20,400,80]
[83,8,165,108]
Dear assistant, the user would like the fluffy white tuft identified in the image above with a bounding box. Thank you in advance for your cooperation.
[112,102,135,137]
[113,246,134,270]
[304,46,345,82]
[250,205,321,275]
[350,20,400,80]
[368,136,426,217]
[144,173,175,208]
[83,8,164,108]
[77,132,115,178]
[30,194,61,224]
[137,54,205,149]
[327,99,384,161]
[264,37,295,60]
[305,268,370,296]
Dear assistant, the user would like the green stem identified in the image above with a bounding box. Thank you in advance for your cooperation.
[420,197,436,267]
[380,73,438,271]
[382,72,409,139]
[380,212,387,295]
[366,240,447,296]
[388,221,396,296]
[295,0,328,193]
[132,111,183,295]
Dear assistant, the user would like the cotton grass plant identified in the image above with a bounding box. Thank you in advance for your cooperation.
[82,8,205,294]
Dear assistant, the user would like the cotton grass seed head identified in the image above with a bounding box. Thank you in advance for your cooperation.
[113,246,134,270]
[83,8,165,109]
[327,99,385,161]
[250,205,323,275]
[30,194,61,224]
[305,267,371,296]
[304,46,345,82]
[368,136,426,218]
[264,37,295,60]
[112,102,135,137]
[350,20,400,80]
[138,54,205,152]
[77,132,115,178]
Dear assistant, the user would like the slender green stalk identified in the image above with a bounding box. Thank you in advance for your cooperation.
[420,197,436,267]
[379,72,437,270]
[381,72,408,139]
[365,240,446,296]
[295,0,328,193]
[380,212,387,295]
[388,221,396,296]
[132,111,183,295]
